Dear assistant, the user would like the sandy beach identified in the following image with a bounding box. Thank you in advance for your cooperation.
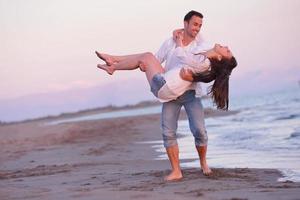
[1,107,300,200]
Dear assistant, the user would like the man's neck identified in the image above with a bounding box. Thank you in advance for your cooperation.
[182,31,195,46]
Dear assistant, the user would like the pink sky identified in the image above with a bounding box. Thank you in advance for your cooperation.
[0,0,299,121]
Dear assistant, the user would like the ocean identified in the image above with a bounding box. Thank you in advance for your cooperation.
[47,87,300,182]
[153,88,300,182]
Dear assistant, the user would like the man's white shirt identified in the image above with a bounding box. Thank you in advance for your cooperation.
[155,34,213,97]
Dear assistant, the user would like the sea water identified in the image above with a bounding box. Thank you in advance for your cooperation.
[45,106,162,125]
[152,88,300,182]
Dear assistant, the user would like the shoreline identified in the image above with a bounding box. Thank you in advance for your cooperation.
[0,96,214,125]
[0,100,162,125]
[1,109,300,199]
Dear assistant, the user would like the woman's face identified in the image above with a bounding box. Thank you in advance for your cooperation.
[214,44,233,59]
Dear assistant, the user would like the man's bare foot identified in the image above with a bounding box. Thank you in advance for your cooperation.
[201,164,212,176]
[97,64,115,75]
[95,51,114,66]
[164,170,183,181]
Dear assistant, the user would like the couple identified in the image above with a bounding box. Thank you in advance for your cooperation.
[96,10,237,181]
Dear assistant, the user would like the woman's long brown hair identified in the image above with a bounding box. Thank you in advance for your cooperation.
[193,57,237,110]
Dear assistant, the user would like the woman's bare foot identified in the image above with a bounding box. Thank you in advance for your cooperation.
[201,163,212,176]
[164,170,183,181]
[97,64,115,75]
[95,51,115,66]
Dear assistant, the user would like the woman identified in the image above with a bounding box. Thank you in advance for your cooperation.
[96,40,237,110]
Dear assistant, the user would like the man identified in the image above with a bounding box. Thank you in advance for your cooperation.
[155,10,213,181]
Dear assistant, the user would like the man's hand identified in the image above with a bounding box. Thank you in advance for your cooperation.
[180,68,194,82]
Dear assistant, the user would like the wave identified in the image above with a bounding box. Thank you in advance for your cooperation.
[291,98,300,102]
[287,132,300,139]
[275,114,300,120]
[206,124,222,128]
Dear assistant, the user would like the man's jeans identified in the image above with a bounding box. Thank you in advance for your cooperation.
[161,90,208,148]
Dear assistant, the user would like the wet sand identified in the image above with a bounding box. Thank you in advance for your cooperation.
[1,108,300,200]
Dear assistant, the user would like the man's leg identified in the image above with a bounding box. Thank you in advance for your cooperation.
[183,93,212,175]
[161,100,182,181]
[165,145,181,181]
[196,145,211,175]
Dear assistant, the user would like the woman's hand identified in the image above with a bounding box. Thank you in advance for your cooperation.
[173,28,184,47]
[180,68,194,82]
[173,28,184,41]
[175,32,184,47]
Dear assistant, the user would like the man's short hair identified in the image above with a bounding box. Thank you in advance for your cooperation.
[184,10,203,22]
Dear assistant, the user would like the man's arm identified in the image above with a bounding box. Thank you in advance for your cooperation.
[180,67,215,83]
[180,68,194,82]
[193,71,215,83]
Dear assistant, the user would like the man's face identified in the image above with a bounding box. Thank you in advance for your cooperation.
[184,16,202,38]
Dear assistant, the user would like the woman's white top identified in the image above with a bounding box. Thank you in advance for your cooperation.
[157,47,211,102]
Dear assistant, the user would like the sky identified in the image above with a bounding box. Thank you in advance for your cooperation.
[0,0,300,122]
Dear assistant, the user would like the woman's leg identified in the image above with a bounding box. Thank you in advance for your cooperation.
[95,51,142,65]
[98,52,164,83]
[97,52,146,74]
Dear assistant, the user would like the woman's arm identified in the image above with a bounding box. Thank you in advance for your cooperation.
[173,28,184,41]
